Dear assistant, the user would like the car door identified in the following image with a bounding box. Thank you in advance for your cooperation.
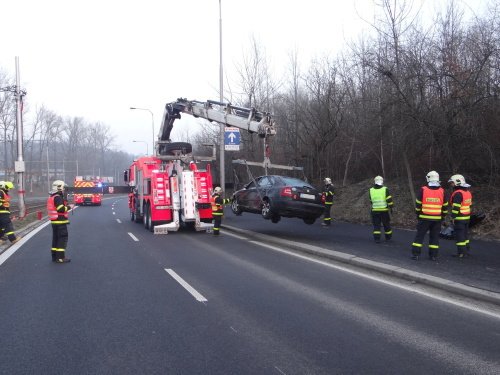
[249,176,273,211]
[236,178,260,212]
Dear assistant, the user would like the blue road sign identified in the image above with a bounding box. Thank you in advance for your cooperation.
[224,127,240,151]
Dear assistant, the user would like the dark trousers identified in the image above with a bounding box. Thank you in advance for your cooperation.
[412,220,441,257]
[0,214,17,241]
[453,220,470,255]
[51,224,69,260]
[371,211,392,240]
[213,215,222,235]
[323,204,332,225]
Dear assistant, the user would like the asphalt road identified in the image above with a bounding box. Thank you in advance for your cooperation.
[1,198,499,374]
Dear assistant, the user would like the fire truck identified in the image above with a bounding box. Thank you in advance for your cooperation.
[73,176,103,206]
[124,98,277,234]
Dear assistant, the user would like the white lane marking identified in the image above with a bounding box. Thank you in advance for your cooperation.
[250,240,500,320]
[221,231,248,241]
[230,326,238,333]
[116,219,122,223]
[274,366,287,375]
[0,220,51,267]
[164,268,207,302]
[128,232,139,242]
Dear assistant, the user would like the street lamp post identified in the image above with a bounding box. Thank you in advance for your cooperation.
[130,107,155,156]
[133,140,148,156]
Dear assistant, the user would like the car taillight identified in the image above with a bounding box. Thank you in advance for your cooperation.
[280,187,293,197]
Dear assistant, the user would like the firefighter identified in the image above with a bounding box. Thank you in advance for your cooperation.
[369,176,394,243]
[321,177,335,226]
[0,181,21,245]
[47,180,71,263]
[411,171,449,261]
[211,186,231,236]
[448,174,472,258]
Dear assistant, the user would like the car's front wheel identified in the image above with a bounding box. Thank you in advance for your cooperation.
[231,197,243,215]
[303,217,316,225]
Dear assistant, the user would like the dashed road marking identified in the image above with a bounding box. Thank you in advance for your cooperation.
[165,268,207,302]
[128,232,139,241]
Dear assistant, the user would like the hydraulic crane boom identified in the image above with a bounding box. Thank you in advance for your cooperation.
[157,98,277,155]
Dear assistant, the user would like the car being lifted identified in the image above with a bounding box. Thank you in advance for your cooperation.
[231,175,324,225]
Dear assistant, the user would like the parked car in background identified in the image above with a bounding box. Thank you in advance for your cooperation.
[231,175,324,224]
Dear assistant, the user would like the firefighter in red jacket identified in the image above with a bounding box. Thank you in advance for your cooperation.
[411,171,449,261]
[369,176,394,243]
[47,180,71,263]
[211,186,231,236]
[448,174,472,258]
[321,178,335,226]
[0,181,21,244]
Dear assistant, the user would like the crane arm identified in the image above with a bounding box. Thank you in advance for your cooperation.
[158,98,277,144]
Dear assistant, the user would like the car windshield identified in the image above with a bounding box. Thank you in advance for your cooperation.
[279,176,314,189]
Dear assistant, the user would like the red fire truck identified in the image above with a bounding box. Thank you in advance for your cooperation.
[73,176,103,206]
[124,98,277,234]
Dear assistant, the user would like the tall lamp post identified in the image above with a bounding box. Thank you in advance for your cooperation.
[130,107,155,156]
[218,0,225,191]
[132,140,149,156]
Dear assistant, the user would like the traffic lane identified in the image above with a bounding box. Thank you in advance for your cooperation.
[0,200,259,374]
[224,211,500,293]
[119,223,500,374]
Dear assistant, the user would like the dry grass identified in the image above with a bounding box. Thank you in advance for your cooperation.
[331,178,500,240]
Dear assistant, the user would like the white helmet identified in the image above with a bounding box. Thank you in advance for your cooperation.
[0,181,14,190]
[324,177,332,185]
[374,176,384,186]
[212,186,222,195]
[448,174,466,186]
[426,171,440,183]
[52,180,66,193]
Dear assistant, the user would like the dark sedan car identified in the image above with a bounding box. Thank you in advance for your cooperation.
[230,175,324,224]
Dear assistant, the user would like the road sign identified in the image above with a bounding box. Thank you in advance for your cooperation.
[224,127,240,151]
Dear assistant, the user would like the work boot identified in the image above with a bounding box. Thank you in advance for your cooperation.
[374,238,381,244]
[429,256,438,261]
[10,237,22,244]
[55,258,71,263]
[452,253,464,259]
[411,255,419,260]
[321,222,330,227]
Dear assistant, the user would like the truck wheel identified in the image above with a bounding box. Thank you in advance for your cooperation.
[144,203,150,230]
[159,142,192,156]
[148,205,154,232]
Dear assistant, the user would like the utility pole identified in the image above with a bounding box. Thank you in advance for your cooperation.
[219,0,225,191]
[0,57,27,217]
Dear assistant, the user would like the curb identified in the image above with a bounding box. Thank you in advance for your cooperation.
[223,224,500,307]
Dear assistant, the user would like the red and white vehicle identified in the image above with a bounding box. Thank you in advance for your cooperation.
[124,98,277,234]
[73,176,103,206]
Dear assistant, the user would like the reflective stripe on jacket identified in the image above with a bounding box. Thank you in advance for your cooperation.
[450,189,472,221]
[322,185,335,205]
[47,194,69,224]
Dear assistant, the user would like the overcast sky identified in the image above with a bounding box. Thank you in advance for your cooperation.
[0,0,485,156]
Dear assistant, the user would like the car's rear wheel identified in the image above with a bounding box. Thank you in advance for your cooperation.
[303,217,316,225]
[261,199,273,220]
[231,197,243,215]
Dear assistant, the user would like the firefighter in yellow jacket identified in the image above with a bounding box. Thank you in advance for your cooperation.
[369,176,394,243]
[211,186,232,236]
[0,181,21,244]
[47,180,71,263]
